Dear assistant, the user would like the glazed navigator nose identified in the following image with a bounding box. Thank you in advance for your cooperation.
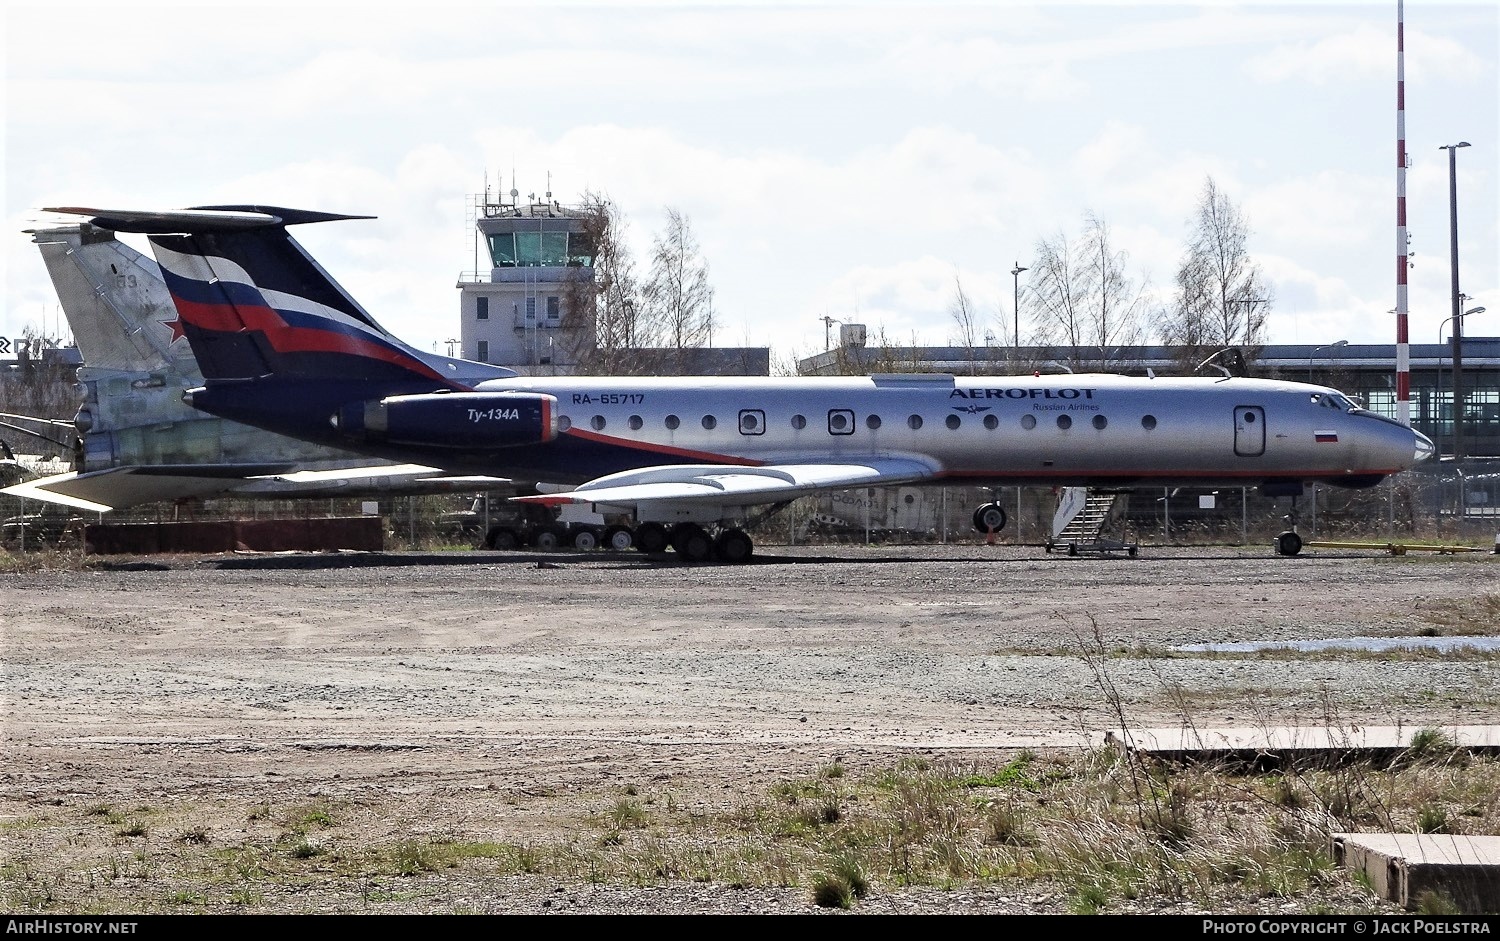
[1412,429,1436,464]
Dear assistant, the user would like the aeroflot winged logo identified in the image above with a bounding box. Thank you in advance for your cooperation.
[949,387,1099,400]
[951,404,992,414]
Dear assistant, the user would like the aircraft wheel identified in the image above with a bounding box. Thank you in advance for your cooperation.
[1275,531,1303,557]
[486,526,520,551]
[671,524,713,562]
[714,528,754,564]
[635,522,669,554]
[531,528,563,551]
[971,503,1007,534]
[572,529,599,551]
[603,525,634,551]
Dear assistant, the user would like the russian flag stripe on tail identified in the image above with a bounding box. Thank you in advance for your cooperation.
[1315,431,1339,443]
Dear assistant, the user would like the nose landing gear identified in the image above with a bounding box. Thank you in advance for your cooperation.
[1274,494,1304,556]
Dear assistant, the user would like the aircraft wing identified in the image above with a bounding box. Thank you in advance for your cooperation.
[2,464,301,512]
[513,458,937,510]
[3,463,514,512]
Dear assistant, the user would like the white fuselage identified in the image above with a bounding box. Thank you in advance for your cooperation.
[478,372,1429,487]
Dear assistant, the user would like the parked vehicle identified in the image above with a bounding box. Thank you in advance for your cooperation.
[442,495,631,551]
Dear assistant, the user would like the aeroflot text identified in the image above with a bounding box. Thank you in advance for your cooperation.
[949,387,1098,400]
[1203,923,1490,935]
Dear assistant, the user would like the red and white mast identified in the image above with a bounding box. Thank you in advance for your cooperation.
[1395,0,1412,425]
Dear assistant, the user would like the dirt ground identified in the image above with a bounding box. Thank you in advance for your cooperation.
[3,542,1498,914]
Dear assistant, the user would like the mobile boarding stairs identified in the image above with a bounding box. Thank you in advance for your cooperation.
[1046,487,1138,557]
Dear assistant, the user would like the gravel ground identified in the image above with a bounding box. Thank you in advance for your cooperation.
[3,542,1497,914]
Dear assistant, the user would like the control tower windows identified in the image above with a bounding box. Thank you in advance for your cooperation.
[567,233,595,267]
[546,296,560,322]
[488,232,580,268]
[476,297,489,321]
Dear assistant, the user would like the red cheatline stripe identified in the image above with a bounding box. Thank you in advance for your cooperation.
[172,295,447,382]
[934,468,1400,481]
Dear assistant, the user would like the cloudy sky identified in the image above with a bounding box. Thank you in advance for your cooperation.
[4,1,1496,369]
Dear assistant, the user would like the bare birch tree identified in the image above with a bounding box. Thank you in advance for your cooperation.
[948,271,981,375]
[1162,177,1273,369]
[1028,213,1156,372]
[1078,213,1156,370]
[566,191,647,375]
[642,208,716,359]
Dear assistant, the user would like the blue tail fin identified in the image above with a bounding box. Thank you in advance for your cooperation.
[48,205,453,386]
[41,205,513,443]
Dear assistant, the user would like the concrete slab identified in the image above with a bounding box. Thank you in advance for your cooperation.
[1107,725,1500,768]
[1333,833,1500,913]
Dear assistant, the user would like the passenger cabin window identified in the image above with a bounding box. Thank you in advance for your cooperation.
[590,415,606,431]
[665,415,680,430]
[628,415,643,430]
[945,415,961,430]
[1057,415,1072,429]
[1092,415,1107,430]
[1021,415,1037,430]
[739,410,765,435]
[983,414,998,430]
[828,409,854,435]
[1141,415,1157,430]
[791,414,807,430]
[908,415,923,430]
[866,415,882,430]
[702,415,717,430]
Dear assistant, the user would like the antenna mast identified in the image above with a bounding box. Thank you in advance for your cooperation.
[1395,0,1412,426]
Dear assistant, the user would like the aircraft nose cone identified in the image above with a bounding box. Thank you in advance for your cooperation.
[1412,429,1436,464]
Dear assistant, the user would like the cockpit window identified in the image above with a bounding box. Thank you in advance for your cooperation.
[1311,392,1357,412]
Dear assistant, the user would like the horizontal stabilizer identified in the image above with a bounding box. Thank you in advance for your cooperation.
[42,206,374,234]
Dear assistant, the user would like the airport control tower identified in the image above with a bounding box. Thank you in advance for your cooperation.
[456,184,596,374]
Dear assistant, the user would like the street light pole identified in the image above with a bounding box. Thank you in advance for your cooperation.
[1011,262,1028,368]
[1441,302,1487,458]
[1308,340,1348,383]
[1010,260,1028,545]
[1441,141,1471,459]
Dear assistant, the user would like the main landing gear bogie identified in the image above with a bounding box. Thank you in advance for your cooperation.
[631,522,756,564]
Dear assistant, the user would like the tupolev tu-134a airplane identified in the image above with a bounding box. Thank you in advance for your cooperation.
[43,204,1435,563]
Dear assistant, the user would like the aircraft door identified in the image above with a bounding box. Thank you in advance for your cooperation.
[1234,406,1265,457]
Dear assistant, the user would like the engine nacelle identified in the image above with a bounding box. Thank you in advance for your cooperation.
[333,391,558,449]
